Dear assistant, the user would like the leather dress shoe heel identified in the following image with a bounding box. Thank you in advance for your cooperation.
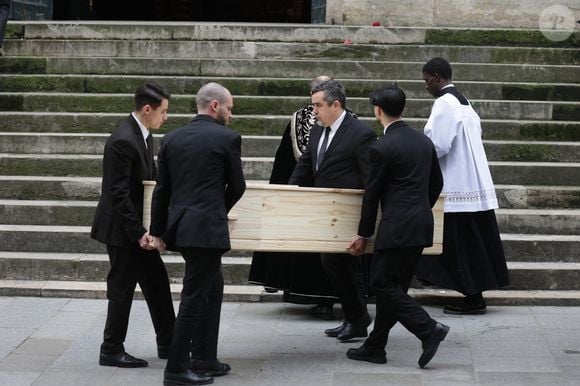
[158,345,170,360]
[418,322,450,369]
[337,313,372,341]
[191,359,231,377]
[324,322,346,337]
[99,351,148,368]
[346,345,387,364]
[164,369,213,385]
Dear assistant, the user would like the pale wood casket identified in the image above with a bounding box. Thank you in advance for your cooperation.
[144,181,443,255]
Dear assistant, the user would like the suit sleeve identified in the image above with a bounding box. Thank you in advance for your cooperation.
[428,144,444,208]
[107,138,147,241]
[355,128,377,187]
[288,137,315,187]
[150,137,171,237]
[224,133,246,213]
[357,145,384,238]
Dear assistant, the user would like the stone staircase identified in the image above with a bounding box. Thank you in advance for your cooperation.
[0,21,579,305]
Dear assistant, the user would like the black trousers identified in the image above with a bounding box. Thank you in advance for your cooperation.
[166,247,225,373]
[365,247,435,351]
[101,244,175,355]
[321,253,367,322]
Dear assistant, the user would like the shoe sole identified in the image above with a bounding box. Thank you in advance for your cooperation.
[418,325,450,369]
[443,308,486,315]
[163,379,213,386]
[192,369,229,377]
[337,331,368,342]
[346,352,387,364]
[99,360,148,368]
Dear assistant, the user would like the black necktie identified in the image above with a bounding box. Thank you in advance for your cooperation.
[146,133,154,179]
[317,126,331,171]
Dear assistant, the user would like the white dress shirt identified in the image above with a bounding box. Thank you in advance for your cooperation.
[424,84,498,213]
[132,112,150,148]
[317,109,346,155]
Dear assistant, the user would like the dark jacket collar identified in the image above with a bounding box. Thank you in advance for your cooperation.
[192,114,223,125]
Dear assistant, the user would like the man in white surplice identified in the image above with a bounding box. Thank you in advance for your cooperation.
[415,57,509,315]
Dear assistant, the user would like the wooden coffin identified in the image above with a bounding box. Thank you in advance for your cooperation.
[227,182,443,255]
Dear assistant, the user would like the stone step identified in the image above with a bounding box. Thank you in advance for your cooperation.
[1,177,577,210]
[1,57,577,83]
[0,225,577,262]
[1,134,579,162]
[495,209,580,234]
[2,75,578,101]
[1,154,579,186]
[5,22,577,48]
[2,277,580,305]
[0,251,579,291]
[0,154,266,181]
[1,93,578,121]
[496,185,580,209]
[0,133,280,158]
[2,201,578,235]
[2,112,579,141]
[489,162,580,186]
[0,279,274,302]
[4,39,578,65]
[0,253,248,285]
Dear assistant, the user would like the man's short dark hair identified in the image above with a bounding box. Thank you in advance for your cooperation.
[369,84,406,118]
[422,57,452,80]
[311,80,346,109]
[134,82,170,110]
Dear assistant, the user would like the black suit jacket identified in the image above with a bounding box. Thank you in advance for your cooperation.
[289,112,376,189]
[357,121,443,250]
[150,115,246,251]
[91,114,153,246]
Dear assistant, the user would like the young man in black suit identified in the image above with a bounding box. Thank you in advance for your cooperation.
[346,85,449,368]
[150,82,246,386]
[91,82,175,368]
[289,80,376,341]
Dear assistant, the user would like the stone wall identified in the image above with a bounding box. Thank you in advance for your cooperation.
[326,0,579,29]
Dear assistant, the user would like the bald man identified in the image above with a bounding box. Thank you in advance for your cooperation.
[150,82,246,385]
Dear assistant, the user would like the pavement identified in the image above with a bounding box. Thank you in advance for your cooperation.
[1,297,580,386]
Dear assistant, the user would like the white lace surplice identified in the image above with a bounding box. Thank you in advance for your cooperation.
[425,93,499,213]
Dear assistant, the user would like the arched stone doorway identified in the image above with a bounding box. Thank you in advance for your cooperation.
[50,0,325,23]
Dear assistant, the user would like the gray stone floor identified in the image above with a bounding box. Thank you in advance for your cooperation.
[1,297,580,386]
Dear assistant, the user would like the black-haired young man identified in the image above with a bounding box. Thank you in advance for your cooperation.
[346,85,449,369]
[92,82,175,368]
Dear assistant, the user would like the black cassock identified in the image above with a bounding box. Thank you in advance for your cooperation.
[248,106,338,304]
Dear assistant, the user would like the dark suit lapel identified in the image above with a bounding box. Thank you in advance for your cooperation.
[129,114,151,178]
[321,112,349,163]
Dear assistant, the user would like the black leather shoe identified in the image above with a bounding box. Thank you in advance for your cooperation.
[99,351,148,368]
[346,345,387,364]
[337,313,372,341]
[158,345,170,359]
[418,322,450,369]
[191,359,231,377]
[164,369,213,385]
[324,322,346,337]
[444,299,486,315]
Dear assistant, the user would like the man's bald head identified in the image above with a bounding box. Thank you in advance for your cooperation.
[195,82,233,125]
[196,82,232,112]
